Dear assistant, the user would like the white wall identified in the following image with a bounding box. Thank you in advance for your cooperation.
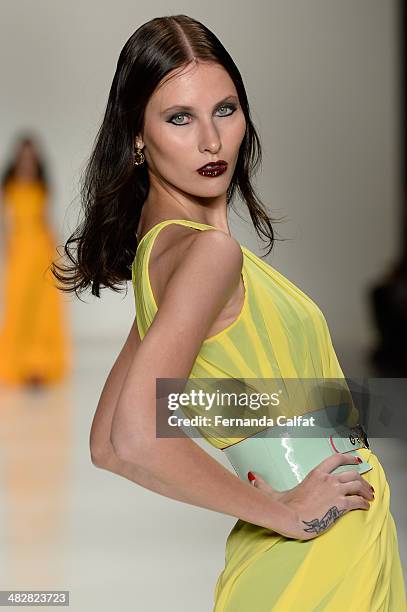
[0,0,400,351]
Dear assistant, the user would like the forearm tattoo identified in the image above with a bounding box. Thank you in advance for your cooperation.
[302,506,346,534]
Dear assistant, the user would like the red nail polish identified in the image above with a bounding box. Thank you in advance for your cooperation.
[356,457,362,464]
[248,471,256,482]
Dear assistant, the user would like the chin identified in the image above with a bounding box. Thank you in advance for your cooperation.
[192,187,228,198]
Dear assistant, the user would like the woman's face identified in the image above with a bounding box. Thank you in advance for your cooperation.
[16,143,38,176]
[137,61,247,198]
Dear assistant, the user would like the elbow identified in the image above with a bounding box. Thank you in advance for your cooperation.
[109,405,155,466]
[89,436,142,469]
[109,417,128,460]
[109,427,148,466]
[89,443,112,469]
[109,433,129,462]
[89,425,115,468]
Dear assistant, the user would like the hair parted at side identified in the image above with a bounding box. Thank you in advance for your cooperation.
[51,14,285,299]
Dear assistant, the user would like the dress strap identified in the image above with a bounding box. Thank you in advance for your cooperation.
[136,218,218,248]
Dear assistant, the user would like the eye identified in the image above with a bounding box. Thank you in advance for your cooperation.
[217,103,237,116]
[169,113,190,126]
[167,103,237,126]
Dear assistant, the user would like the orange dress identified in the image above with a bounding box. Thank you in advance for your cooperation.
[0,178,71,385]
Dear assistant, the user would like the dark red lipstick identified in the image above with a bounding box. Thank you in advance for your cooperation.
[197,160,228,177]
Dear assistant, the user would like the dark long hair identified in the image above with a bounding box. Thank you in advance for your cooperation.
[1,132,50,191]
[52,14,285,298]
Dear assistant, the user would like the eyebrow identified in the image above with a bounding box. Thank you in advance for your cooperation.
[161,95,239,115]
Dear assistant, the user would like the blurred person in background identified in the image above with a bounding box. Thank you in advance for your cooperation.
[0,134,71,388]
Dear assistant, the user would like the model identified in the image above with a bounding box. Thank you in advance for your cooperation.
[0,134,71,387]
[52,15,406,611]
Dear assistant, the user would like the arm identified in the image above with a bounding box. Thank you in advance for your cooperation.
[89,315,140,467]
[107,229,299,536]
[90,315,178,494]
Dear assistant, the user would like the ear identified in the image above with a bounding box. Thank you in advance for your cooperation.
[134,135,144,149]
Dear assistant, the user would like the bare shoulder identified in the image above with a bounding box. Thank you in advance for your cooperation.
[143,226,243,351]
[149,224,243,309]
[174,226,243,275]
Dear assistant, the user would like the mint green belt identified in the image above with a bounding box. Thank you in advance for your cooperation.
[221,416,372,491]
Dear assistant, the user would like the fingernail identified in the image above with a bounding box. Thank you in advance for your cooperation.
[356,457,362,464]
[370,486,375,493]
[248,471,256,482]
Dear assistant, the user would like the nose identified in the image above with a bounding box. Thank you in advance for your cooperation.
[198,119,221,154]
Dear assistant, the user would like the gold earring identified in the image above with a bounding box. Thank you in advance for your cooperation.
[133,146,145,166]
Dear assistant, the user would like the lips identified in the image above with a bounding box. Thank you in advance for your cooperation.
[197,160,227,171]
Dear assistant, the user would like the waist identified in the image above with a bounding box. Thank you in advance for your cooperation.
[221,418,372,491]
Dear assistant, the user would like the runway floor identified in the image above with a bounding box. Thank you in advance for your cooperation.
[0,337,405,611]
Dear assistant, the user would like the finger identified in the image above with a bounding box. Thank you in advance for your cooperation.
[336,471,374,498]
[336,470,365,483]
[247,471,257,485]
[247,471,276,494]
[339,480,374,500]
[344,494,371,511]
[317,452,362,474]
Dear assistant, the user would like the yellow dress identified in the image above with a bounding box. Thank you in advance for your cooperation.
[0,178,71,385]
[132,219,406,611]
